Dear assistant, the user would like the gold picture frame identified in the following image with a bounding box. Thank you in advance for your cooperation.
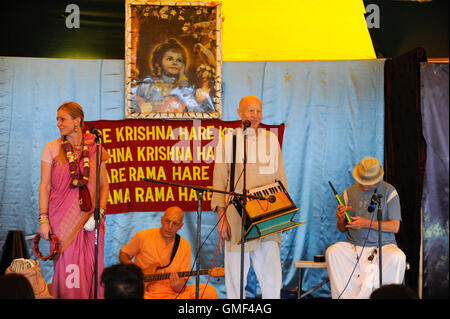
[125,0,222,119]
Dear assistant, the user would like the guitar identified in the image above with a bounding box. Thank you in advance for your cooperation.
[143,267,224,282]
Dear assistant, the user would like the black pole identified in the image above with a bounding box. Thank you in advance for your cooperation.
[239,132,248,299]
[376,196,383,288]
[195,189,203,299]
[93,135,102,299]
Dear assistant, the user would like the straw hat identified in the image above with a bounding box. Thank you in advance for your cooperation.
[352,156,384,186]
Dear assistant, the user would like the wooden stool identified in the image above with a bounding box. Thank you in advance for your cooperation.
[294,260,329,299]
[294,260,411,299]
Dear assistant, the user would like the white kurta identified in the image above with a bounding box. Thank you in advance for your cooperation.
[211,127,288,252]
[211,127,287,298]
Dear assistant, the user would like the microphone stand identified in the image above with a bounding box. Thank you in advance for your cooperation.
[195,188,204,299]
[239,129,248,299]
[93,133,102,299]
[375,194,383,288]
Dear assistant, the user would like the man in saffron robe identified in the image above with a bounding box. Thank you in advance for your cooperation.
[119,206,217,299]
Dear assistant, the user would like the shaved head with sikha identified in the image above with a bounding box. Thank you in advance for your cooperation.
[160,206,184,244]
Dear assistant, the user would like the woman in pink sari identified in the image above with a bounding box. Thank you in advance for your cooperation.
[39,102,110,299]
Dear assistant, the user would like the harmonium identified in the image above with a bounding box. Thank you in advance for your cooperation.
[232,180,305,243]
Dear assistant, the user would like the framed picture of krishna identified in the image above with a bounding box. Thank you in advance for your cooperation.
[125,0,223,119]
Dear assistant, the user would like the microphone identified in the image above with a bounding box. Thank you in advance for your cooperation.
[90,127,102,138]
[242,120,251,130]
[368,188,378,213]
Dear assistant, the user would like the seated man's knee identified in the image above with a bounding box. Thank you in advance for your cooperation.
[391,248,406,265]
[200,284,218,299]
[326,242,344,260]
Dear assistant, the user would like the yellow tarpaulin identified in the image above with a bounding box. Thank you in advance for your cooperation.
[175,0,375,61]
[221,0,375,61]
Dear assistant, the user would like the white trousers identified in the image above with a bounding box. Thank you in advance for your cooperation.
[224,241,282,299]
[326,241,406,299]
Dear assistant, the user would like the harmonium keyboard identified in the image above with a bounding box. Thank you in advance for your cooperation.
[232,180,305,243]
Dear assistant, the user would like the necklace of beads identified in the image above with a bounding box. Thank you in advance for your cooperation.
[62,136,90,187]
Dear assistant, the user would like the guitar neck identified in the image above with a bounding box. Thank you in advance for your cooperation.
[144,269,210,282]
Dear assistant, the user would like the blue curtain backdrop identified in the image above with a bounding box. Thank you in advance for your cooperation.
[420,62,449,298]
[0,57,385,298]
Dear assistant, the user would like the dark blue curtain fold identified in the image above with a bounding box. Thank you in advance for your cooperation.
[420,62,449,299]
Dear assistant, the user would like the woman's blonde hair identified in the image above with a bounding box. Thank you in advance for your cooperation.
[58,101,85,128]
[56,102,85,164]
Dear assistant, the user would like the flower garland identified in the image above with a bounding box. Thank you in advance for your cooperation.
[62,137,90,188]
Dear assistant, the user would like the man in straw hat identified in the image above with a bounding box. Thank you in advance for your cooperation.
[325,156,406,299]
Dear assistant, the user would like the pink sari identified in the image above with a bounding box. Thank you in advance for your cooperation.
[48,133,109,299]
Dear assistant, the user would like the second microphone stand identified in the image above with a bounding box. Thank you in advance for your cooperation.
[93,133,102,299]
[229,123,253,299]
[239,130,248,299]
[375,194,383,288]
